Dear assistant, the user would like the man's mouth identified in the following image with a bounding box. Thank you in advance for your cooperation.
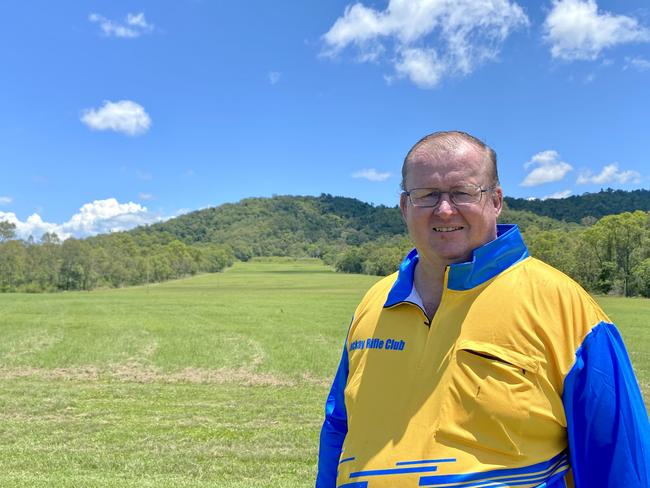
[432,226,464,232]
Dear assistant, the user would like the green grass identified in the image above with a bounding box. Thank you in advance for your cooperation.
[0,260,647,487]
[0,260,380,487]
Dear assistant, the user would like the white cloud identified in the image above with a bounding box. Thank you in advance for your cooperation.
[543,0,650,61]
[139,193,153,200]
[126,13,150,29]
[542,189,572,200]
[577,163,641,184]
[81,100,151,136]
[89,12,154,38]
[322,0,529,88]
[394,48,446,88]
[521,150,573,186]
[64,199,158,237]
[268,71,282,84]
[0,198,162,241]
[0,196,12,205]
[352,168,392,181]
[625,56,650,71]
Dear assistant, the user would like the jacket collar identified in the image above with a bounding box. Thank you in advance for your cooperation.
[384,224,528,307]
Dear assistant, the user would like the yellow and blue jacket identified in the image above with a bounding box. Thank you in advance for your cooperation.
[316,224,650,488]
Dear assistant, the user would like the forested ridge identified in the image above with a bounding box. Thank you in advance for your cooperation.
[134,194,406,259]
[1,190,649,296]
[504,188,650,222]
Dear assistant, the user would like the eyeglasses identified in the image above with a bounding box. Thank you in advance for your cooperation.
[404,185,494,208]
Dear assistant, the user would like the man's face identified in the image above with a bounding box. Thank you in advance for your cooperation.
[399,142,503,270]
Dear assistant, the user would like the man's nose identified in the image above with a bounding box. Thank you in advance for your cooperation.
[434,194,456,216]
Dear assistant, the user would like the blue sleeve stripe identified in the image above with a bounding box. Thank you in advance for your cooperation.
[350,466,439,478]
[418,462,568,487]
[562,321,650,487]
[396,458,457,466]
[417,450,567,486]
[338,483,368,488]
[339,457,355,465]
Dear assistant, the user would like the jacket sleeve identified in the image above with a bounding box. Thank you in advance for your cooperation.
[315,340,349,488]
[563,321,650,487]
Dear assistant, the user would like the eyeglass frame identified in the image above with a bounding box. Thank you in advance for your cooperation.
[402,184,496,208]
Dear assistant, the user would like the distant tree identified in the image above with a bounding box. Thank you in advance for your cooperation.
[0,221,17,241]
[26,238,61,291]
[526,229,581,279]
[581,211,648,296]
[580,216,597,226]
[164,240,197,277]
[193,244,234,272]
[632,258,650,297]
[59,239,96,290]
[335,248,364,274]
[41,232,61,244]
[0,240,27,290]
[362,246,405,276]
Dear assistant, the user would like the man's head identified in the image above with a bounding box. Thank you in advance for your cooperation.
[399,131,503,270]
[401,131,499,191]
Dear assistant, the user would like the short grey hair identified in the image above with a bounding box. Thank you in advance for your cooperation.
[401,131,499,191]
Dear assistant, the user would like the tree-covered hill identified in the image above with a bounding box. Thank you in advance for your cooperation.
[505,188,650,222]
[132,194,406,260]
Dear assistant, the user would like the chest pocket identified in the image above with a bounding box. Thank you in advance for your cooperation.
[435,340,540,457]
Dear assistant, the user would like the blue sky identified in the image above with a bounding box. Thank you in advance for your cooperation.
[1,0,649,239]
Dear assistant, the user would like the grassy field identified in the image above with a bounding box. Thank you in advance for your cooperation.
[0,259,647,487]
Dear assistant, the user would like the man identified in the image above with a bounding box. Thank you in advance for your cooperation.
[316,131,650,488]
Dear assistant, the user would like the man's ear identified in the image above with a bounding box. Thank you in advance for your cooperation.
[492,187,503,218]
[399,192,409,223]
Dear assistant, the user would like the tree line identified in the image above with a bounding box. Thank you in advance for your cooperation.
[1,193,649,297]
[0,222,233,292]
